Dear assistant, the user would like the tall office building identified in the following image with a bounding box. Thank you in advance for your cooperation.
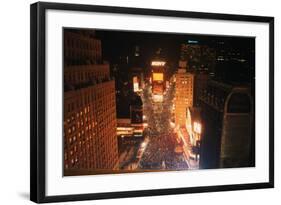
[64,30,102,66]
[180,43,216,72]
[175,68,194,127]
[178,43,210,107]
[63,30,119,174]
[199,80,254,169]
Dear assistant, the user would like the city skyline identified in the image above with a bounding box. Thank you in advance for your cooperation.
[63,28,255,176]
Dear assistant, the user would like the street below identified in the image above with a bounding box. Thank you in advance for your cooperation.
[138,83,188,171]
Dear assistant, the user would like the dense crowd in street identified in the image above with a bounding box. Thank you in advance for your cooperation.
[138,83,188,171]
[139,132,188,170]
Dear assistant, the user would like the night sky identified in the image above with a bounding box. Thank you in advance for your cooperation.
[95,29,255,72]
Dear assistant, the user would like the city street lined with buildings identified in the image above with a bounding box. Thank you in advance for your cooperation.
[63,29,255,176]
[138,82,189,171]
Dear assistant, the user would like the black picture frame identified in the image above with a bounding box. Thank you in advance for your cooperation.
[30,2,274,203]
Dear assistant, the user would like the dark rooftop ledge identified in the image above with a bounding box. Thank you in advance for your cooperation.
[64,77,113,92]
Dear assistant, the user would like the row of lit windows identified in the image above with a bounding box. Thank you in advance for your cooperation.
[64,153,117,170]
[64,134,118,170]
[65,34,101,51]
[65,88,115,113]
[64,107,90,124]
[64,91,117,170]
[65,155,97,169]
[65,46,101,54]
[65,49,101,61]
[64,107,116,136]
[64,116,116,148]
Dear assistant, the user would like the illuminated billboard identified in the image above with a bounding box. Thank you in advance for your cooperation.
[153,73,164,81]
[133,76,139,92]
[151,61,165,66]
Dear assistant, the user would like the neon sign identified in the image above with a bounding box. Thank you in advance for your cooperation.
[151,61,166,66]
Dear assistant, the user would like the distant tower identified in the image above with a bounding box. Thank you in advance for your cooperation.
[134,46,140,57]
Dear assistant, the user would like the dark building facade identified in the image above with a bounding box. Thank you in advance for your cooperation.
[214,39,255,83]
[194,72,209,106]
[199,80,254,169]
[130,94,143,125]
[180,43,216,72]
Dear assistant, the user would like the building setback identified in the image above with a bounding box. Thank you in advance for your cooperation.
[63,30,119,174]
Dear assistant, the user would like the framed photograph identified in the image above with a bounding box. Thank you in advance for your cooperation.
[30,2,274,203]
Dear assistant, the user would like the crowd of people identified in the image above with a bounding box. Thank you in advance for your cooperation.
[138,83,188,171]
[139,132,188,170]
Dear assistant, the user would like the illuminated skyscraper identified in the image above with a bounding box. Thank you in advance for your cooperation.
[63,30,119,174]
[175,68,194,127]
